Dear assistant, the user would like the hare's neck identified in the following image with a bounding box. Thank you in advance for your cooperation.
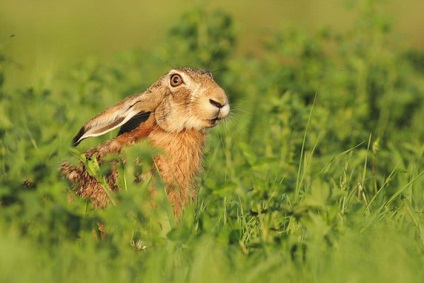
[148,128,206,200]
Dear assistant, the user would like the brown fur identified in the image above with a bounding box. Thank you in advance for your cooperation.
[61,68,229,216]
[148,124,206,216]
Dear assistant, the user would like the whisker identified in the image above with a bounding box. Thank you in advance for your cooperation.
[158,55,176,70]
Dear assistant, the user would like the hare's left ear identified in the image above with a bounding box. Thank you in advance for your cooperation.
[72,90,164,147]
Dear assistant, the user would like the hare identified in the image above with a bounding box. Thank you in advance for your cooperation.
[61,68,230,216]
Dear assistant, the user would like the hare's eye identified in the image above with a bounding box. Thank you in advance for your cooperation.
[170,74,183,87]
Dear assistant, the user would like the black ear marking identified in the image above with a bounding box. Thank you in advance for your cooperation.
[118,112,151,136]
[72,126,86,147]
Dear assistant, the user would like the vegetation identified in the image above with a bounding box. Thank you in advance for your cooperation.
[1,1,424,282]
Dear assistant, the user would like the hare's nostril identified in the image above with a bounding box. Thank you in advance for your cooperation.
[209,99,224,109]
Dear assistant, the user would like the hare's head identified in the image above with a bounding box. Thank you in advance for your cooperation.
[72,68,230,146]
[155,68,230,132]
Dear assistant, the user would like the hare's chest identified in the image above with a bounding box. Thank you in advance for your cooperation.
[148,129,206,187]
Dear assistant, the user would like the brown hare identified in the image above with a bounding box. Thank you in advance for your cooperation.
[61,68,230,216]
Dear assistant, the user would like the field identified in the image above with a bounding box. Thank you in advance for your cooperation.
[1,1,424,282]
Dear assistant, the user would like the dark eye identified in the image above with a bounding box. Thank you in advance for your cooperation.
[170,74,183,87]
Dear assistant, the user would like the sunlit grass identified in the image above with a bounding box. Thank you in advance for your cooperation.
[1,2,424,282]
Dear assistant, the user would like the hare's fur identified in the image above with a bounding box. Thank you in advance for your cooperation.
[61,68,229,216]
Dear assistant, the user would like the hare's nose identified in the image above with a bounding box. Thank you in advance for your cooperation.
[209,99,225,109]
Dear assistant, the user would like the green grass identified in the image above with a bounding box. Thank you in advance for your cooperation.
[1,1,424,282]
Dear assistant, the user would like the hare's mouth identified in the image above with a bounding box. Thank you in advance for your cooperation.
[206,117,221,127]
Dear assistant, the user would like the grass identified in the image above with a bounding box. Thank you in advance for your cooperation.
[1,1,424,282]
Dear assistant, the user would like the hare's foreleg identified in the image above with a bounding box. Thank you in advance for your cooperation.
[85,115,155,161]
[61,161,119,208]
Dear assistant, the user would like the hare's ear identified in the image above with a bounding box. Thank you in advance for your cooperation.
[72,91,164,146]
[117,111,151,136]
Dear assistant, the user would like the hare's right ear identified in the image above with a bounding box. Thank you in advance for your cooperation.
[72,90,165,147]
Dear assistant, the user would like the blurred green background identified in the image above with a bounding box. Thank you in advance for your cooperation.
[1,1,424,282]
[1,0,423,88]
